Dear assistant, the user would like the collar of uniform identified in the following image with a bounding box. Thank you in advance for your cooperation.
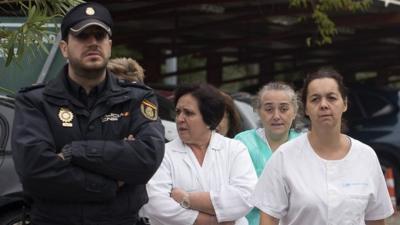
[65,71,107,101]
[171,131,223,153]
[43,65,84,107]
[208,131,223,151]
[44,65,124,100]
[44,65,68,96]
[107,70,125,93]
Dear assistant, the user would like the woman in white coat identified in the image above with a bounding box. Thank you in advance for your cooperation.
[141,83,257,225]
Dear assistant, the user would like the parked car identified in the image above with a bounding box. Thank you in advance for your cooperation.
[346,86,400,206]
[0,92,259,224]
[0,95,25,225]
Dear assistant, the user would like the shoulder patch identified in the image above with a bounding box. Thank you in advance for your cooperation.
[18,83,46,93]
[141,99,158,120]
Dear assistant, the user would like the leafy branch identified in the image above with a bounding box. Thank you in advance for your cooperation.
[289,0,372,45]
[0,0,83,66]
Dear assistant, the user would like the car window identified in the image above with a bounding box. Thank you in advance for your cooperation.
[347,93,366,122]
[357,92,393,118]
[234,100,260,130]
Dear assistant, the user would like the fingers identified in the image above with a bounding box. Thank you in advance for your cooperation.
[123,134,135,141]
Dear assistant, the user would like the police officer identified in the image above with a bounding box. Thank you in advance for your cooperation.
[12,2,165,225]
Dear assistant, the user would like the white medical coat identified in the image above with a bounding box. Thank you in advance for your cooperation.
[252,133,394,225]
[142,132,257,225]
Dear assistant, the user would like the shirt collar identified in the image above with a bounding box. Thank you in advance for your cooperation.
[171,131,224,153]
[65,71,107,99]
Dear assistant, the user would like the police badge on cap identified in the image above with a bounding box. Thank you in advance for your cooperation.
[61,2,113,39]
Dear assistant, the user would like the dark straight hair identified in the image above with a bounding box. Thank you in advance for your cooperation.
[174,83,225,130]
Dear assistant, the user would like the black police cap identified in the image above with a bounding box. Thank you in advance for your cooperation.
[61,2,113,40]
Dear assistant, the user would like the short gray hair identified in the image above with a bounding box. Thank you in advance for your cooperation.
[253,82,299,114]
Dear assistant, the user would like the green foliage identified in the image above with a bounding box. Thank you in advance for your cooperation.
[290,0,309,8]
[0,86,14,94]
[0,0,84,66]
[289,0,372,45]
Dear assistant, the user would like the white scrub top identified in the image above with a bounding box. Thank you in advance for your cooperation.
[252,133,394,225]
[142,132,257,225]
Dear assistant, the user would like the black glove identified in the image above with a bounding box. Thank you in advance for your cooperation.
[61,144,73,162]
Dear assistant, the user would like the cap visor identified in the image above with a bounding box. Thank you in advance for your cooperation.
[70,19,112,36]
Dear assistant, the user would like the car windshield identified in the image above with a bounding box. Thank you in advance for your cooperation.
[234,100,260,130]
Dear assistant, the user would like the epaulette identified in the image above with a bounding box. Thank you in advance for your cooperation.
[117,79,152,90]
[18,83,46,93]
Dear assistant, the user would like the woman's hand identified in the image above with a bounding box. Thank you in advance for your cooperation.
[365,220,385,225]
[260,212,279,225]
[170,187,188,204]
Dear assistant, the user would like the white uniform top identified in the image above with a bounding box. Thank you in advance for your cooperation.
[252,133,394,225]
[142,132,257,225]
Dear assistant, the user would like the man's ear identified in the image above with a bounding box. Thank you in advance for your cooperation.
[59,40,68,58]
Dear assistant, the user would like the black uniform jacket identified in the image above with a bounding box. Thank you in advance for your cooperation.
[11,67,165,225]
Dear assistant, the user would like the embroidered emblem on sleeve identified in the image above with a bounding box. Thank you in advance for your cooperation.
[58,107,74,127]
[141,99,158,121]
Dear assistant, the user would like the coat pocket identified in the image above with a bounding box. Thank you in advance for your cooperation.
[341,194,369,225]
